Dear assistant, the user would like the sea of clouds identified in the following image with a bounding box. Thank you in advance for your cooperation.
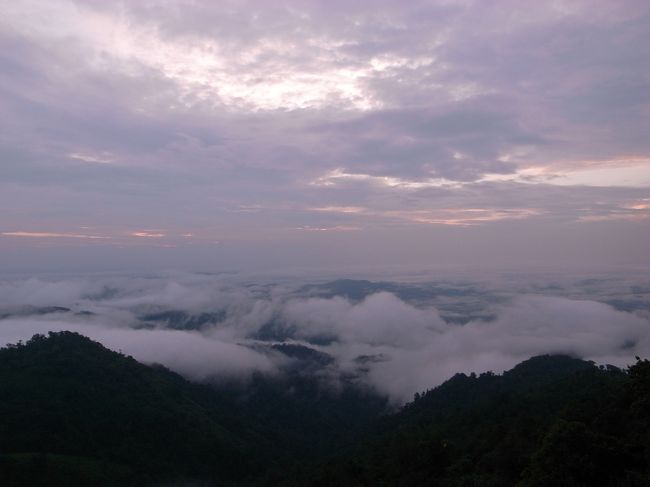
[0,271,648,403]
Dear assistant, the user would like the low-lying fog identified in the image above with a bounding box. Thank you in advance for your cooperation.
[1,270,648,403]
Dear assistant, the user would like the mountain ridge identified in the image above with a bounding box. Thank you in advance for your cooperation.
[0,332,648,486]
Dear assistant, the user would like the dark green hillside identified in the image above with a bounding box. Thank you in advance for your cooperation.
[0,331,267,486]
[279,355,650,487]
[1,332,648,487]
[219,343,389,464]
[0,332,388,486]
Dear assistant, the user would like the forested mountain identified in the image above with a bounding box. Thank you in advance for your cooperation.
[0,332,386,486]
[280,356,650,486]
[0,331,273,486]
[0,332,648,486]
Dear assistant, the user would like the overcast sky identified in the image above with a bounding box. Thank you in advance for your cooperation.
[1,1,649,273]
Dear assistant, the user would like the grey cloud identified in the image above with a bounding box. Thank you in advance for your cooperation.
[311,98,537,180]
[283,292,448,347]
[279,290,650,402]
[0,318,278,381]
[0,1,649,269]
[0,273,649,403]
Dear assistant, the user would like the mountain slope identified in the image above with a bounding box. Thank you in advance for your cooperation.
[278,355,649,486]
[0,332,389,486]
[0,331,267,486]
[1,332,648,486]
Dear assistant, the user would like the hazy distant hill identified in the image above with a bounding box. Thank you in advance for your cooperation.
[137,309,227,330]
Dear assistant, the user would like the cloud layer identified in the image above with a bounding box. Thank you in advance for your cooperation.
[1,1,649,271]
[1,272,648,402]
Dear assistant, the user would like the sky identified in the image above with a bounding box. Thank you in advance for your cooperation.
[1,0,649,272]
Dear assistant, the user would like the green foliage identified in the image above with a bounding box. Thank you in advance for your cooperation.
[520,420,637,487]
[0,332,387,485]
[1,333,648,486]
[0,332,265,485]
[278,356,649,487]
